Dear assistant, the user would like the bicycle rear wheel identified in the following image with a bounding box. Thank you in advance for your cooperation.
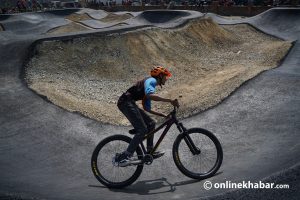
[173,128,223,179]
[91,135,144,188]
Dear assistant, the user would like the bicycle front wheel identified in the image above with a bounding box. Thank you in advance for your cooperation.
[91,135,144,189]
[173,128,223,179]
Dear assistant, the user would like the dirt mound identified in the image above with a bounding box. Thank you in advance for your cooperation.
[26,18,291,125]
[66,12,133,23]
[47,22,90,35]
[99,13,133,23]
[66,13,93,21]
[50,12,132,34]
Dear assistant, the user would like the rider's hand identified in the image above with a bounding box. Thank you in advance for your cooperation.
[171,99,179,108]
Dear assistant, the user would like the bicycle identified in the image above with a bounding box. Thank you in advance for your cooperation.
[91,106,223,189]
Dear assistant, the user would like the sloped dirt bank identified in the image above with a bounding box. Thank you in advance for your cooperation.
[26,18,291,125]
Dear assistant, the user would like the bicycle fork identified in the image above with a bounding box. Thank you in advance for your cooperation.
[177,123,201,155]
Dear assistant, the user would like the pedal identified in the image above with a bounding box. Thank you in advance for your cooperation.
[152,151,165,159]
[143,154,153,165]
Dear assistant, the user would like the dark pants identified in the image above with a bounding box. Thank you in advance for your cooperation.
[118,96,155,155]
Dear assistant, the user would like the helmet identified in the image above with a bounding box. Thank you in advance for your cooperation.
[150,66,172,78]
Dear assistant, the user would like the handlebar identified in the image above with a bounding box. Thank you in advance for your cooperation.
[166,105,178,118]
[163,99,179,119]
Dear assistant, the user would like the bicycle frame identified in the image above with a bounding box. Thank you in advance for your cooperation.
[140,108,200,156]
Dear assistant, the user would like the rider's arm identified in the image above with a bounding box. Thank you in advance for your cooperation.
[148,94,179,107]
[145,108,167,117]
[147,94,172,103]
[144,94,179,117]
[142,95,166,117]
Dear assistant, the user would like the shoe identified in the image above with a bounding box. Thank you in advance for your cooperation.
[114,152,141,167]
[114,152,131,167]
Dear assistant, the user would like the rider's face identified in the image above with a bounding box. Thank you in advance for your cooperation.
[160,75,167,85]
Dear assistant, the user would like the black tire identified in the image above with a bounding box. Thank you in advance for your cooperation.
[91,135,144,189]
[172,128,223,179]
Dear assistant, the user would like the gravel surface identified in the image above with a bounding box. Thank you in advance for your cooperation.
[25,18,291,125]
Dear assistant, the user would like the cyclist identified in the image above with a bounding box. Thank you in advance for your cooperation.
[115,66,179,166]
